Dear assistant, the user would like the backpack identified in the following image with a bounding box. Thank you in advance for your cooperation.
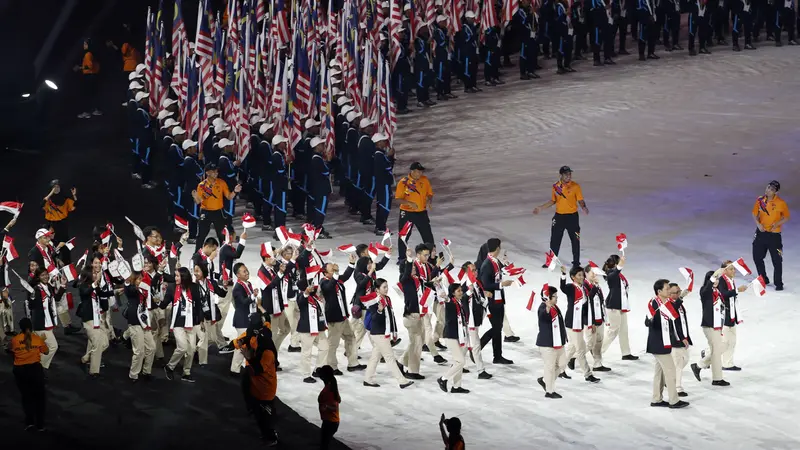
[363,309,374,331]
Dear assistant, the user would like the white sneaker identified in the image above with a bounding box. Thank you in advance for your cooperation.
[92,109,103,116]
[77,112,89,119]
[132,173,142,180]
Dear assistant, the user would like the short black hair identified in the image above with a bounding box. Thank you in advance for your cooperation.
[204,237,219,247]
[487,238,501,253]
[448,283,462,297]
[375,277,388,290]
[461,261,472,271]
[569,266,584,279]
[143,226,161,239]
[542,285,558,299]
[653,279,670,295]
[415,243,429,254]
[668,282,680,289]
[233,262,246,276]
[143,253,159,268]
[355,243,369,256]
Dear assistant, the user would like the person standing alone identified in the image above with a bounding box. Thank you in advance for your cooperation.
[395,162,435,265]
[9,318,49,431]
[533,166,588,268]
[752,180,789,291]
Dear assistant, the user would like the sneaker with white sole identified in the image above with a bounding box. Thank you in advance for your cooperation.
[92,109,103,116]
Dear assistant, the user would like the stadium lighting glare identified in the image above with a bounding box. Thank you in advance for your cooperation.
[44,80,58,90]
[21,93,31,98]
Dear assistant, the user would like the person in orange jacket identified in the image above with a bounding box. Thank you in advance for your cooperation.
[73,38,102,119]
[107,23,142,74]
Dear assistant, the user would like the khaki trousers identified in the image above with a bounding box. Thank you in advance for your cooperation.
[160,305,172,343]
[351,316,369,353]
[540,346,568,393]
[700,327,724,381]
[442,338,466,388]
[468,329,485,373]
[364,334,408,385]
[230,327,247,373]
[566,329,592,377]
[433,302,445,341]
[197,320,226,365]
[285,300,301,347]
[0,301,12,342]
[653,353,679,405]
[671,346,689,393]
[300,332,329,378]
[58,311,73,329]
[423,312,440,357]
[401,314,424,374]
[35,330,58,369]
[82,321,109,374]
[722,325,738,368]
[585,326,604,368]
[168,326,198,375]
[270,313,292,351]
[149,309,166,358]
[603,309,632,356]
[326,321,358,370]
[502,314,516,337]
[129,325,155,379]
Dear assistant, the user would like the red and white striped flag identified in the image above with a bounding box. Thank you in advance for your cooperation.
[76,250,89,269]
[588,261,605,276]
[526,291,536,311]
[750,275,766,297]
[731,258,752,276]
[545,250,560,271]
[62,264,78,282]
[399,221,414,244]
[175,215,189,231]
[170,243,179,259]
[502,0,519,24]
[678,267,694,292]
[276,226,302,248]
[100,229,112,245]
[242,212,256,228]
[65,237,76,251]
[0,201,23,217]
[2,235,19,261]
[338,244,356,253]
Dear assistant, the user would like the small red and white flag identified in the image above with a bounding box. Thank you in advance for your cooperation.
[399,221,414,244]
[367,243,380,261]
[174,215,189,231]
[545,250,560,271]
[65,237,77,251]
[515,275,527,287]
[221,227,231,245]
[678,267,694,292]
[170,243,179,259]
[360,292,380,308]
[317,249,332,258]
[100,229,112,245]
[442,238,452,247]
[2,235,19,261]
[306,265,322,281]
[242,212,256,229]
[220,262,230,283]
[66,292,74,309]
[382,229,392,247]
[0,201,23,217]
[616,233,628,254]
[276,226,302,248]
[10,268,34,293]
[750,275,766,297]
[526,291,536,311]
[374,243,390,254]
[588,261,605,276]
[731,257,752,276]
[337,244,356,253]
[125,216,146,241]
[260,242,274,258]
[76,250,89,269]
[302,223,319,242]
[62,264,78,282]
[47,263,60,280]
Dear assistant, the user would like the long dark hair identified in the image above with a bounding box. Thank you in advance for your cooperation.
[702,270,715,288]
[602,254,621,276]
[19,317,33,351]
[176,267,192,289]
[31,268,46,286]
[317,365,341,402]
[475,243,489,274]
[78,266,94,285]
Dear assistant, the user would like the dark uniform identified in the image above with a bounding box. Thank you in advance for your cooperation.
[459,19,479,91]
[688,0,711,55]
[292,135,311,220]
[256,135,274,230]
[218,149,238,228]
[556,0,575,72]
[433,22,453,99]
[373,144,394,234]
[731,0,755,50]
[310,151,332,231]
[515,6,541,79]
[636,0,659,60]
[392,36,411,113]
[357,132,376,224]
[661,0,682,50]
[271,145,289,230]
[414,32,433,105]
[483,27,503,84]
[182,150,204,239]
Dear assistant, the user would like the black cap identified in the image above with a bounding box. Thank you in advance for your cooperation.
[559,166,573,175]
[49,179,60,188]
[769,180,781,192]
[204,163,218,172]
[410,162,426,171]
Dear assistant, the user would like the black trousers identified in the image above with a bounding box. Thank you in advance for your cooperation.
[519,38,537,76]
[484,49,500,81]
[359,178,374,222]
[618,15,630,52]
[392,71,408,110]
[374,182,391,233]
[732,11,754,46]
[775,7,796,43]
[416,69,431,103]
[195,209,227,252]
[259,177,273,226]
[688,13,710,50]
[556,34,574,69]
[320,420,340,450]
[434,57,452,96]
[637,14,658,56]
[291,178,307,218]
[479,303,505,359]
[312,193,329,229]
[663,10,681,47]
[253,398,277,441]
[753,230,783,287]
[396,210,434,263]
[550,212,581,266]
[47,218,71,264]
[273,187,288,229]
[14,363,46,428]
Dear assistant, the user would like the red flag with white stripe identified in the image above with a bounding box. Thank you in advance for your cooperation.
[63,264,78,282]
[2,235,19,261]
[0,201,23,217]
[731,258,752,276]
[678,267,694,292]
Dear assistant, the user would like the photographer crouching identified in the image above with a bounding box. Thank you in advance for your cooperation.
[233,313,279,446]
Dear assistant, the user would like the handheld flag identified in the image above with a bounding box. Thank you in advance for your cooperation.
[10,268,34,293]
[678,267,694,292]
[526,291,536,311]
[588,261,605,276]
[125,216,147,241]
[616,233,628,254]
[62,264,78,282]
[76,250,89,269]
[545,250,560,272]
[174,215,189,231]
[731,258,752,276]
[242,212,256,229]
[2,235,19,262]
[337,244,356,253]
[0,201,23,218]
[65,237,77,251]
[399,221,414,244]
[750,275,766,297]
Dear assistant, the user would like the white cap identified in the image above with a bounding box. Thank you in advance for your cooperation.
[360,118,375,128]
[465,11,476,18]
[250,115,264,125]
[305,118,320,129]
[329,68,341,76]
[172,126,187,136]
[128,71,141,81]
[336,97,352,107]
[182,139,198,150]
[332,87,342,96]
[331,77,341,84]
[341,104,355,115]
[437,14,447,22]
[135,91,148,102]
[218,138,235,148]
[162,98,177,107]
[329,59,340,68]
[381,1,389,7]
[310,137,324,148]
[206,108,219,117]
[205,96,219,104]
[271,135,288,146]
[129,81,143,90]
[162,118,179,129]
[212,117,226,129]
[346,111,361,123]
[371,133,388,143]
[157,110,172,120]
[404,3,411,10]
[135,63,146,73]
[259,123,274,135]
[35,228,52,239]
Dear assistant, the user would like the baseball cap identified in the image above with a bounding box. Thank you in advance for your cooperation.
[182,139,198,150]
[410,162,426,171]
[305,118,320,129]
[310,137,324,148]
[559,165,573,174]
[161,118,179,129]
[271,135,288,146]
[259,123,274,135]
[371,133,388,144]
[134,92,148,102]
[205,163,218,172]
[218,138,235,148]
[769,180,781,192]
[35,228,53,239]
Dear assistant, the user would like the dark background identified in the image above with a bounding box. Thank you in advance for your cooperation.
[0,2,350,449]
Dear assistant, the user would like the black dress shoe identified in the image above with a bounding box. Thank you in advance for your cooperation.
[537,377,546,391]
[585,375,601,383]
[303,377,317,383]
[593,366,611,372]
[621,354,639,361]
[363,381,380,387]
[545,392,562,399]
[647,53,660,59]
[650,401,670,407]
[478,371,493,379]
[593,60,604,66]
[462,368,470,374]
[288,345,301,353]
[391,338,402,347]
[450,387,470,394]
[678,392,688,397]
[669,400,690,409]
[712,380,731,386]
[699,48,711,54]
[558,371,571,379]
[437,377,448,392]
[400,381,414,389]
[406,372,425,380]
[493,357,513,365]
[435,341,447,350]
[347,364,366,372]
[422,344,430,352]
[604,58,616,65]
[691,363,702,381]
[433,355,448,365]
[504,336,520,343]
[333,369,343,376]
[528,72,541,79]
[568,358,576,370]
[722,366,742,371]
[638,55,647,61]
[520,74,531,80]
[776,285,784,291]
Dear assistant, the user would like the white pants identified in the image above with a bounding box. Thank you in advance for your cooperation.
[197,320,225,365]
[585,325,604,368]
[35,330,58,369]
[603,310,632,356]
[364,334,408,385]
[401,314,424,373]
[149,309,166,359]
[502,314,516,337]
[285,300,301,347]
[129,325,155,379]
[326,321,358,370]
[168,326,198,375]
[671,346,689,393]
[433,302,445,342]
[230,327,247,373]
[566,329,592,377]
[700,327,724,381]
[442,338,466,388]
[0,301,13,341]
[468,328,485,373]
[653,353,679,405]
[351,316,369,353]
[270,313,291,351]
[540,346,568,393]
[722,325,738,368]
[82,321,109,374]
[300,332,329,378]
[422,312,440,357]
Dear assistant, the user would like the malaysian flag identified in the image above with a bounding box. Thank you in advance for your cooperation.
[273,0,291,47]
[213,13,225,96]
[196,0,216,98]
[502,0,519,24]
[269,57,285,125]
[389,0,403,69]
[144,9,156,113]
[172,0,186,56]
[482,0,499,37]
[223,42,237,121]
[320,56,335,159]
[294,30,313,120]
[255,0,267,24]
[235,51,251,162]
[185,58,200,138]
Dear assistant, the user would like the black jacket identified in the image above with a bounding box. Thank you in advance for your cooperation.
[160,283,204,329]
[717,275,739,327]
[645,298,676,355]
[698,281,724,329]
[442,297,467,340]
[368,296,398,336]
[310,153,332,196]
[536,303,568,348]
[479,257,505,305]
[232,280,258,328]
[585,281,606,325]
[197,278,226,322]
[560,276,590,330]
[604,268,628,310]
[671,298,693,348]
[28,284,65,331]
[321,265,355,323]
[399,259,436,316]
[258,264,285,315]
[462,287,486,328]
[123,284,147,326]
[217,241,246,283]
[296,293,326,334]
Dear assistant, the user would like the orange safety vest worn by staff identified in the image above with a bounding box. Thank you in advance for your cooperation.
[43,197,75,222]
[551,181,584,214]
[82,52,101,74]
[395,175,433,212]
[753,195,790,233]
[121,43,142,72]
